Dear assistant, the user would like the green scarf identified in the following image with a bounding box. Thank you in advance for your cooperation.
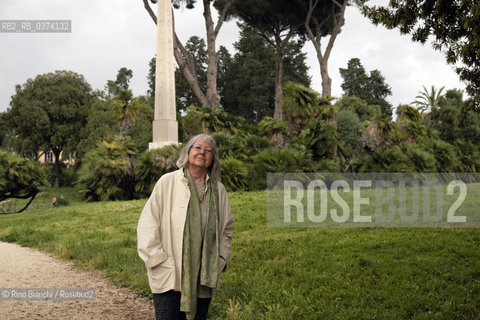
[181,168,220,319]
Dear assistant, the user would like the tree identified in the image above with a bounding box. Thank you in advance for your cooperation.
[336,96,381,122]
[220,0,306,118]
[0,112,8,148]
[77,135,137,201]
[110,90,139,137]
[147,56,156,99]
[148,37,229,113]
[128,96,154,153]
[174,36,208,111]
[296,0,357,97]
[336,109,362,153]
[6,71,93,187]
[144,0,238,108]
[339,58,393,117]
[282,81,319,139]
[105,68,140,137]
[361,1,480,106]
[106,67,133,97]
[221,24,310,122]
[76,94,119,163]
[0,151,48,213]
[412,85,445,113]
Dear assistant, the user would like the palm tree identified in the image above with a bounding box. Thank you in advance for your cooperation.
[109,89,139,137]
[412,85,445,113]
[282,81,320,138]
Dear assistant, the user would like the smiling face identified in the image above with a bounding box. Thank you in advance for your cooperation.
[187,138,214,171]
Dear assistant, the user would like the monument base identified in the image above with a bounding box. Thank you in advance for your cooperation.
[149,119,179,150]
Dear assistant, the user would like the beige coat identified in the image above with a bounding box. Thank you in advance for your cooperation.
[137,169,235,294]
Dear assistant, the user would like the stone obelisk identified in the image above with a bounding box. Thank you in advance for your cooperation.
[149,0,178,150]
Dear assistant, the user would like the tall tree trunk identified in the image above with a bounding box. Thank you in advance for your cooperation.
[143,0,235,109]
[203,0,220,108]
[52,148,61,188]
[273,49,285,119]
[304,0,347,97]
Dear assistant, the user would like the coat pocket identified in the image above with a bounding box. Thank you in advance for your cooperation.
[148,257,175,290]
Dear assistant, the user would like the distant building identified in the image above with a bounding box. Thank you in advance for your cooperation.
[37,150,75,166]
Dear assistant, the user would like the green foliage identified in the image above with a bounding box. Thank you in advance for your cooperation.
[44,163,77,188]
[336,96,381,122]
[258,117,286,136]
[106,67,133,97]
[76,136,137,201]
[6,70,93,187]
[181,106,246,140]
[0,151,48,212]
[76,95,119,164]
[220,158,248,192]
[135,145,181,198]
[412,85,445,113]
[127,96,154,153]
[339,58,393,117]
[354,145,414,173]
[303,117,338,160]
[221,24,310,121]
[431,104,461,143]
[362,1,480,104]
[0,112,8,148]
[336,110,362,153]
[403,143,437,172]
[396,118,429,144]
[174,36,208,112]
[211,132,247,161]
[396,104,423,122]
[282,81,319,138]
[424,139,460,173]
[454,139,480,173]
[247,147,314,190]
[243,134,273,158]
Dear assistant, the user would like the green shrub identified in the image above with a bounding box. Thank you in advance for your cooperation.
[220,158,248,192]
[454,139,480,172]
[76,135,137,201]
[135,144,181,197]
[354,145,413,173]
[0,151,49,211]
[258,117,285,147]
[424,139,460,173]
[247,147,313,190]
[44,163,77,187]
[303,118,338,160]
[403,143,437,172]
[315,158,341,172]
[181,106,246,140]
[337,109,362,153]
[243,134,273,157]
[211,132,246,161]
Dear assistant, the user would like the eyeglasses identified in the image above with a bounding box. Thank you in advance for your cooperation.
[192,144,213,155]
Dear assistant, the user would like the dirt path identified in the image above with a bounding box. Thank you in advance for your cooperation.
[0,241,155,319]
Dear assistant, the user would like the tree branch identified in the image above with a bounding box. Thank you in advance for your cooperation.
[214,0,237,36]
[143,0,157,24]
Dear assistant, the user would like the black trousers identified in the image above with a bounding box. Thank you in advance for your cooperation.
[153,291,211,320]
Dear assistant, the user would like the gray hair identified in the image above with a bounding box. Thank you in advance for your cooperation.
[176,134,221,180]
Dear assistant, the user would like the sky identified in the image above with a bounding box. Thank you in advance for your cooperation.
[0,0,467,115]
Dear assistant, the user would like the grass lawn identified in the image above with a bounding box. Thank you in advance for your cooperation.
[0,188,479,319]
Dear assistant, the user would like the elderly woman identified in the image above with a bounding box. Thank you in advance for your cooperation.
[137,134,235,320]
